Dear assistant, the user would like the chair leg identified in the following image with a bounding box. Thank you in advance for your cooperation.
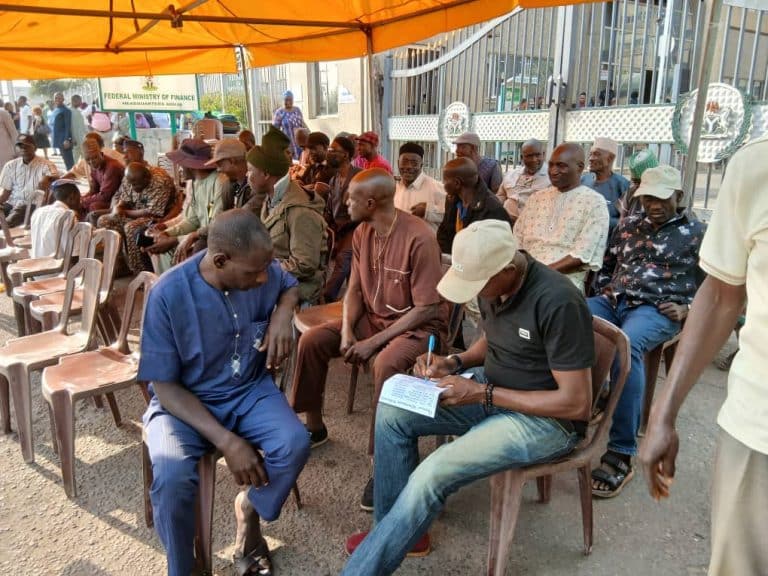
[195,452,218,573]
[47,404,59,455]
[640,347,663,436]
[292,482,303,510]
[40,311,58,332]
[93,396,104,409]
[141,441,155,528]
[577,465,594,555]
[12,301,26,336]
[346,364,359,415]
[138,382,151,405]
[50,390,77,498]
[0,373,10,435]
[105,393,122,427]
[486,471,525,576]
[536,475,552,503]
[8,366,34,463]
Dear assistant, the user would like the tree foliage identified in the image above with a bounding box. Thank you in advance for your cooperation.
[200,92,249,128]
[29,79,93,99]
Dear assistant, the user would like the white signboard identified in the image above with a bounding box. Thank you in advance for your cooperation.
[99,74,199,112]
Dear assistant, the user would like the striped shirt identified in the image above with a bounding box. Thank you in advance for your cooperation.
[0,156,58,206]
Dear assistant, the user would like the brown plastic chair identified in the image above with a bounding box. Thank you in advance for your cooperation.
[9,221,92,335]
[0,258,103,463]
[40,272,157,498]
[639,332,681,436]
[0,212,31,292]
[485,317,630,576]
[29,229,121,335]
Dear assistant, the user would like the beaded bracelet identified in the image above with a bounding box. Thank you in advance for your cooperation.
[484,382,495,410]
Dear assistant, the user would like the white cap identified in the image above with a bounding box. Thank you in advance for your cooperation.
[437,220,517,303]
[454,132,481,148]
[591,137,619,157]
[635,165,683,200]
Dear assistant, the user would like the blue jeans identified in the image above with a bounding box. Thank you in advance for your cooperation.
[341,373,579,576]
[587,296,680,456]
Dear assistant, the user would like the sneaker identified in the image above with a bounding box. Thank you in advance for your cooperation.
[307,425,328,449]
[360,477,374,511]
[345,531,431,557]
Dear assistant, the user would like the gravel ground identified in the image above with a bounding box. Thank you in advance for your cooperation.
[0,281,728,575]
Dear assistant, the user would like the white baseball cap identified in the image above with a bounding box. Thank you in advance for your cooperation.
[635,165,682,200]
[437,220,517,303]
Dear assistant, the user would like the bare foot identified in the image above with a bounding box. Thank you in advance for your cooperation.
[233,491,272,575]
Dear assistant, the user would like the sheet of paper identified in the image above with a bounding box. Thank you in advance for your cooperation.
[379,373,448,418]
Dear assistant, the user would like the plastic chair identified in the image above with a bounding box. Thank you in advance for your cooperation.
[9,222,92,335]
[0,212,31,292]
[485,317,630,575]
[639,332,681,436]
[29,229,121,336]
[0,258,103,463]
[41,272,157,498]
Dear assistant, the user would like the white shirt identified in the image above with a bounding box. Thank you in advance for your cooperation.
[18,104,32,134]
[0,156,58,206]
[497,163,550,215]
[699,136,768,455]
[394,172,446,233]
[513,185,609,291]
[30,200,75,258]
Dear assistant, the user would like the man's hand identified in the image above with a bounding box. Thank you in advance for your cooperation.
[413,353,456,379]
[177,233,198,260]
[144,233,178,254]
[638,418,678,501]
[343,336,379,365]
[410,202,427,219]
[658,302,687,322]
[62,139,72,150]
[437,376,484,407]
[260,318,293,370]
[601,286,617,307]
[146,222,167,237]
[220,433,269,488]
[340,330,357,357]
[114,203,127,217]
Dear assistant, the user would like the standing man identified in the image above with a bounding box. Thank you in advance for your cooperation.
[51,92,74,170]
[16,96,32,136]
[640,137,768,576]
[80,138,125,220]
[436,157,511,254]
[342,219,593,573]
[514,142,609,292]
[588,166,705,498]
[69,95,88,166]
[140,209,311,576]
[581,137,630,232]
[353,132,393,174]
[496,139,550,219]
[0,135,58,226]
[323,135,362,302]
[394,142,445,234]
[0,104,18,172]
[454,132,503,193]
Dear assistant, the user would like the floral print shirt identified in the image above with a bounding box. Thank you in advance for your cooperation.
[597,212,706,306]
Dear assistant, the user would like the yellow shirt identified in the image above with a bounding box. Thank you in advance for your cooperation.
[699,135,768,455]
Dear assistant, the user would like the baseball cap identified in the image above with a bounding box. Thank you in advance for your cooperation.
[205,138,246,166]
[591,137,619,157]
[122,139,144,150]
[356,131,379,147]
[437,220,517,304]
[634,165,682,200]
[15,134,36,148]
[454,132,481,148]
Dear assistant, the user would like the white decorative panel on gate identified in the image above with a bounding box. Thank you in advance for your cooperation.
[749,103,768,141]
[472,112,549,142]
[565,105,675,143]
[388,115,440,141]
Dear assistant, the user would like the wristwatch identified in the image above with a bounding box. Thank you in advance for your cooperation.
[446,354,464,375]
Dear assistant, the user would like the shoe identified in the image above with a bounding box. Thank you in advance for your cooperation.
[307,425,328,449]
[360,477,374,511]
[345,531,431,557]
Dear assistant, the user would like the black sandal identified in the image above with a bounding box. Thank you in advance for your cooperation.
[233,538,273,576]
[591,452,634,498]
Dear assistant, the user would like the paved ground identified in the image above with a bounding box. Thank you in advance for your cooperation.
[0,268,729,576]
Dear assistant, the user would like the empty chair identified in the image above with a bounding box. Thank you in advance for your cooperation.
[42,271,157,498]
[0,258,103,463]
[0,212,31,293]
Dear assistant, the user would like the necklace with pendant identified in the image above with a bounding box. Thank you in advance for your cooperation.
[221,290,242,378]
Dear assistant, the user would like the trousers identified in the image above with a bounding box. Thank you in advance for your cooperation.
[144,392,310,576]
[98,213,154,273]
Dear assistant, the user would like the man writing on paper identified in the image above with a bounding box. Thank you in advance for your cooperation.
[342,219,594,573]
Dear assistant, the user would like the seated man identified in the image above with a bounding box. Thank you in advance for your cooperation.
[496,138,550,220]
[291,169,448,504]
[617,149,658,221]
[145,139,227,274]
[342,219,594,573]
[299,131,334,188]
[63,131,124,182]
[353,132,393,173]
[30,179,79,258]
[80,137,125,220]
[139,209,310,576]
[581,137,630,233]
[249,127,327,305]
[588,165,705,498]
[394,142,445,234]
[0,134,58,226]
[436,157,511,254]
[454,131,503,193]
[238,129,256,152]
[514,142,609,292]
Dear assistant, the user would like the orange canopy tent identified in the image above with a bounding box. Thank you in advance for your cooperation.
[0,0,601,79]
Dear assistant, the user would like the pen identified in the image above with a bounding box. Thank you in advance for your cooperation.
[425,334,436,380]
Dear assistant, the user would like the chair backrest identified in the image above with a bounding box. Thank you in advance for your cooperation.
[588,316,631,446]
[56,258,103,342]
[86,228,121,301]
[114,271,157,353]
[60,222,92,272]
[22,189,46,229]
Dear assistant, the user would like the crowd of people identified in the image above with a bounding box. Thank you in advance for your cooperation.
[0,91,762,576]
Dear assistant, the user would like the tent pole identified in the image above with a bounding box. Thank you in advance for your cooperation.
[365,28,379,134]
[239,46,254,131]
[684,0,723,209]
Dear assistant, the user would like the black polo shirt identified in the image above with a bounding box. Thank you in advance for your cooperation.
[478,254,594,431]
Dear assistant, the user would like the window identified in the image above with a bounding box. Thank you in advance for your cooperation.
[311,62,339,117]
